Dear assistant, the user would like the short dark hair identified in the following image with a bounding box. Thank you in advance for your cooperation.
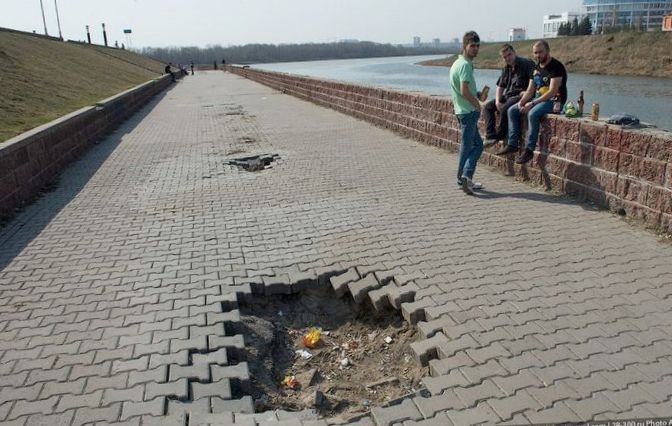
[534,40,550,52]
[500,44,515,53]
[462,31,480,49]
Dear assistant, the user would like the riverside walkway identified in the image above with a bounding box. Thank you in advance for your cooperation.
[1,71,671,425]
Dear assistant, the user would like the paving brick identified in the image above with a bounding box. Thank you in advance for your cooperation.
[56,390,103,412]
[211,396,254,414]
[7,396,59,419]
[524,402,583,424]
[24,411,74,426]
[412,391,464,418]
[371,399,422,426]
[453,379,506,407]
[102,385,145,405]
[411,332,452,367]
[120,397,165,420]
[170,364,210,382]
[166,398,211,416]
[348,274,381,305]
[487,391,543,421]
[444,402,501,425]
[128,366,168,387]
[192,379,232,400]
[72,403,122,426]
[491,369,545,396]
[401,298,437,325]
[427,350,471,376]
[84,373,129,392]
[330,268,360,297]
[403,412,452,426]
[140,413,186,426]
[144,378,189,401]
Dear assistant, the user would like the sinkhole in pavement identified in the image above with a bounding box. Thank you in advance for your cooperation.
[227,154,279,172]
[238,285,427,419]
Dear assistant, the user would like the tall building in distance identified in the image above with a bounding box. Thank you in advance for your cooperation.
[582,0,672,33]
[543,12,580,38]
[508,28,526,41]
[413,36,421,47]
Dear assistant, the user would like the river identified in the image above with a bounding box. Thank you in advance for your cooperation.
[253,54,672,132]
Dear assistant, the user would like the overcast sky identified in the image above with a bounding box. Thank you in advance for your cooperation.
[2,0,583,48]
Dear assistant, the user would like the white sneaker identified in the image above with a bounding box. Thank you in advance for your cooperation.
[461,177,474,195]
[458,179,483,192]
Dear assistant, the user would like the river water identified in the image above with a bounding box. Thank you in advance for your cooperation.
[254,54,672,132]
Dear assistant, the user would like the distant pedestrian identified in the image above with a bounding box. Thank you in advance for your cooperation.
[222,58,226,71]
[497,40,568,164]
[483,44,534,147]
[213,60,218,70]
[190,61,194,75]
[449,31,486,195]
[165,63,175,82]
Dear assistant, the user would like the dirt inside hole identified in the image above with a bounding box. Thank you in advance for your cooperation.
[239,286,427,419]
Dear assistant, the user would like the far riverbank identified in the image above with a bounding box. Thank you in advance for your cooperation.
[419,32,672,79]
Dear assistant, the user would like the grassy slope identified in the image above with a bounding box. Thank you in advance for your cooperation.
[0,30,165,142]
[420,32,672,78]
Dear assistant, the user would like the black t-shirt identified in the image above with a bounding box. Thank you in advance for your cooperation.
[533,57,567,104]
[496,57,535,99]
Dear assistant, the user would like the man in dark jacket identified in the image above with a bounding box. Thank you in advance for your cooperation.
[483,44,534,146]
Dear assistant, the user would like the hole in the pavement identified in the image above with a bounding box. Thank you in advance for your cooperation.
[238,285,427,419]
[227,154,279,172]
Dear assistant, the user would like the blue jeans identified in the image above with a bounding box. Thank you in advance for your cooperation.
[456,111,484,183]
[507,101,554,151]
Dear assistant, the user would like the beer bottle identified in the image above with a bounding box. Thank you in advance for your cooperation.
[578,90,585,116]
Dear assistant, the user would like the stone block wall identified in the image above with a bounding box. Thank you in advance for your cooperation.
[0,74,176,222]
[227,65,672,233]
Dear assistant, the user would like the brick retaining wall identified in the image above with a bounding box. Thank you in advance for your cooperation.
[227,65,672,233]
[0,74,179,222]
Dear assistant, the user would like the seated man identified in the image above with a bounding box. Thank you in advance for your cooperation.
[483,44,534,146]
[497,40,567,164]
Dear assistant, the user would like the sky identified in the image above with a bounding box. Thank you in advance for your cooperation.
[1,0,583,48]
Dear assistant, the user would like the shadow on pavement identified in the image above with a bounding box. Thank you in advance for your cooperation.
[0,87,175,272]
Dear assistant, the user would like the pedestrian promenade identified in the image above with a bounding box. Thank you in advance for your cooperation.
[1,71,671,425]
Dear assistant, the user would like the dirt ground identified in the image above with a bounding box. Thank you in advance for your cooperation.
[239,287,428,419]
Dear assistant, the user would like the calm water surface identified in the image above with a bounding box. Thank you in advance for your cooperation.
[254,55,672,131]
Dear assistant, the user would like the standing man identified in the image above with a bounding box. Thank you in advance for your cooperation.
[483,44,535,146]
[497,40,567,164]
[450,31,485,195]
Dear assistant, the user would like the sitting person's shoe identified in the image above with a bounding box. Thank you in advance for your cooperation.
[484,138,500,148]
[461,176,475,195]
[496,145,518,155]
[515,149,534,164]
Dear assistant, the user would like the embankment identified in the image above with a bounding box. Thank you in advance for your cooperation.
[0,27,165,142]
[420,32,672,79]
[228,66,672,233]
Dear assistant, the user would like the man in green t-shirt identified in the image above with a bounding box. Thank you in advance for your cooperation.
[449,31,486,195]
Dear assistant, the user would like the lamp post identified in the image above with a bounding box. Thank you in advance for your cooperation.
[102,23,108,47]
[54,0,63,40]
[39,0,48,35]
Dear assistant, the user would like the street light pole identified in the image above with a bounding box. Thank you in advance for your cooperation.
[39,0,48,35]
[54,0,63,40]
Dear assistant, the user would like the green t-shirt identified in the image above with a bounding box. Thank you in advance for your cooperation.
[449,55,478,115]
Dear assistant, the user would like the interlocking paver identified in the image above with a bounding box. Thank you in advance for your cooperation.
[1,70,672,425]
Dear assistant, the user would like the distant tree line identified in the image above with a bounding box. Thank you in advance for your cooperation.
[557,16,593,36]
[140,41,458,65]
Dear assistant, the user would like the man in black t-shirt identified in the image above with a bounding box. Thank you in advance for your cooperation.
[483,44,535,146]
[497,40,567,164]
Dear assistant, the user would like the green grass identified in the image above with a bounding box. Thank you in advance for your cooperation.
[421,32,672,79]
[0,29,165,142]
